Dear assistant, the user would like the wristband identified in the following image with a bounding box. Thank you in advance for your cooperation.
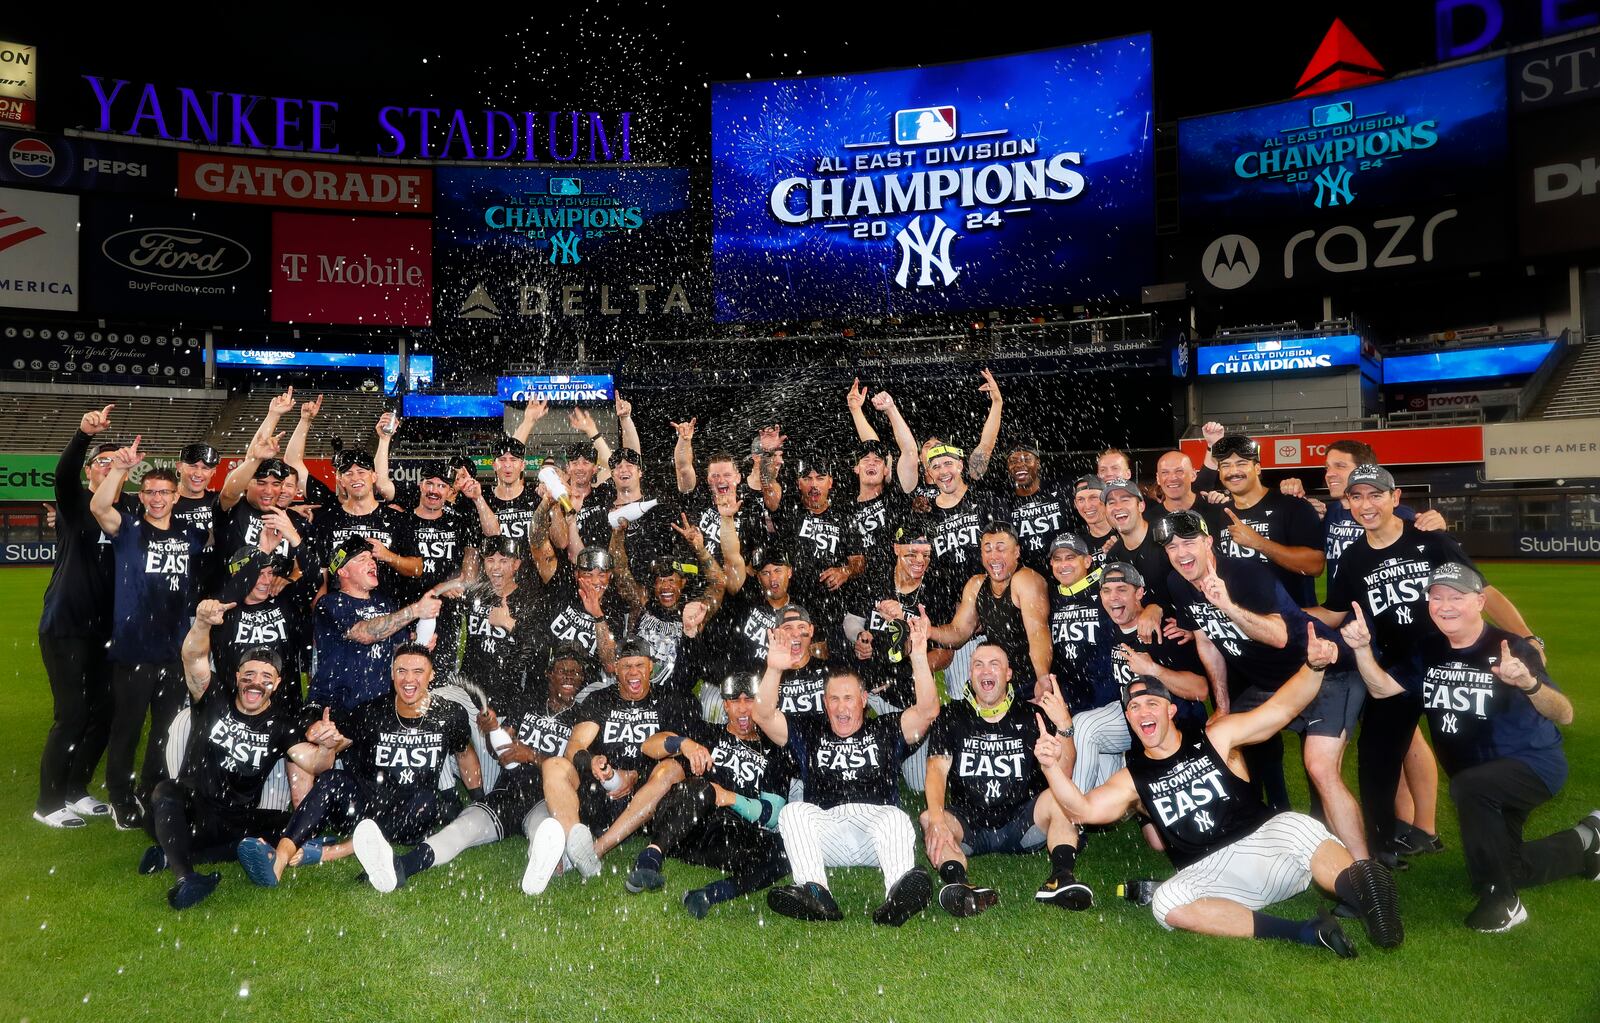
[467,786,485,802]
[664,736,684,756]
[571,750,593,777]
[1523,679,1544,696]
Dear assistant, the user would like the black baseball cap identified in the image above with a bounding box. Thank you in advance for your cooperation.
[1101,478,1142,501]
[179,443,220,467]
[88,441,121,461]
[1153,509,1211,546]
[795,450,833,478]
[1427,562,1485,594]
[328,534,374,575]
[856,439,890,462]
[1211,434,1261,462]
[576,546,613,572]
[237,645,286,677]
[1346,464,1397,493]
[615,635,655,661]
[548,642,591,670]
[1049,532,1091,556]
[252,458,291,481]
[776,603,812,627]
[480,535,522,559]
[1009,438,1042,457]
[751,545,792,569]
[1101,561,1146,588]
[1073,473,1104,495]
[448,452,476,475]
[720,672,760,700]
[563,442,597,464]
[418,460,451,484]
[1122,676,1173,710]
[492,436,526,458]
[333,449,375,473]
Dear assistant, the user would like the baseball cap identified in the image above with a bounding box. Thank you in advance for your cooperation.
[795,450,834,478]
[1346,464,1397,493]
[720,672,760,700]
[237,645,286,677]
[333,449,375,473]
[648,556,696,579]
[448,452,476,476]
[1072,473,1104,495]
[88,441,121,462]
[1101,561,1146,588]
[328,534,374,575]
[252,458,291,481]
[1153,509,1212,546]
[1427,562,1485,594]
[1009,438,1042,457]
[751,545,792,569]
[418,460,450,484]
[615,635,655,661]
[894,517,933,546]
[179,443,220,467]
[548,641,591,670]
[491,436,526,458]
[857,439,890,462]
[1121,676,1173,710]
[1210,434,1261,462]
[480,535,522,560]
[1101,478,1142,501]
[776,603,812,627]
[562,441,596,464]
[1049,532,1091,556]
[576,546,613,572]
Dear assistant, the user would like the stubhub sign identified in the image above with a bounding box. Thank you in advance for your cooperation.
[496,374,614,403]
[1197,334,1363,375]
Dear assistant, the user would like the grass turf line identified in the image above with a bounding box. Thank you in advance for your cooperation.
[1,563,1598,1021]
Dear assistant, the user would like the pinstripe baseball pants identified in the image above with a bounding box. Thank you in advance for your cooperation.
[1150,812,1335,929]
[778,801,917,897]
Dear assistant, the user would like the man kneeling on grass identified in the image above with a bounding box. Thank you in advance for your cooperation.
[1034,624,1404,958]
[145,600,331,909]
[236,645,480,887]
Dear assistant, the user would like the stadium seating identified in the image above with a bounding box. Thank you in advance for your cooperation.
[0,384,228,457]
[206,389,392,458]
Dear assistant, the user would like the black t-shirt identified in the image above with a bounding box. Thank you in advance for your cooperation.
[459,585,543,706]
[679,720,793,798]
[525,567,628,668]
[683,487,768,565]
[712,587,785,670]
[1168,557,1314,694]
[577,686,694,777]
[493,694,579,787]
[40,432,116,639]
[927,488,1007,618]
[929,702,1045,829]
[774,500,864,615]
[1049,588,1116,712]
[786,714,913,810]
[405,505,475,603]
[851,485,911,564]
[308,502,419,596]
[778,660,832,720]
[851,566,933,708]
[479,486,544,548]
[1324,522,1475,681]
[1216,490,1324,607]
[1127,722,1271,869]
[575,485,682,573]
[1105,530,1176,609]
[1009,482,1078,574]
[214,577,317,698]
[1108,621,1208,723]
[217,498,312,565]
[1323,502,1416,580]
[1085,524,1117,569]
[182,684,299,813]
[173,491,220,539]
[336,697,471,793]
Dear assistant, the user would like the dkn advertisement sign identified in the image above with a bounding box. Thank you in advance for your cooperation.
[1179,58,1509,293]
[179,153,431,213]
[711,34,1154,321]
[0,186,78,311]
[81,197,267,319]
[1516,101,1600,258]
[271,213,432,325]
[1180,425,1485,469]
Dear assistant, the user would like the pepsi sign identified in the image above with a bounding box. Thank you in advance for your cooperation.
[0,129,172,193]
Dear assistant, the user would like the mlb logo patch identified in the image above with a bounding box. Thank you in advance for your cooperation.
[1311,101,1353,127]
[895,106,956,145]
[550,177,582,196]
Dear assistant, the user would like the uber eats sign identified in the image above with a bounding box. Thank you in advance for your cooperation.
[0,454,57,500]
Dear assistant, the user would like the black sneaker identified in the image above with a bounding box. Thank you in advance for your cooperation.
[1344,859,1404,949]
[1313,910,1358,959]
[624,865,666,894]
[1392,823,1444,855]
[1374,848,1411,873]
[112,797,145,832]
[1466,887,1527,933]
[1577,809,1600,881]
[138,845,168,876]
[167,871,221,911]
[1035,870,1094,910]
[937,882,999,918]
[873,868,932,926]
[767,882,843,922]
[682,888,712,920]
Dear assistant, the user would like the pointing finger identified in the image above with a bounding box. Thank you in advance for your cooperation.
[1224,508,1242,524]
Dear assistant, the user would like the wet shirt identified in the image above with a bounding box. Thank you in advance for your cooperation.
[713,587,785,670]
[678,719,793,799]
[926,488,1006,619]
[1108,622,1208,724]
[308,502,419,596]
[683,487,768,564]
[929,702,1045,830]
[214,577,317,700]
[1049,587,1116,712]
[1008,482,1078,574]
[1168,558,1314,694]
[182,684,299,813]
[216,500,311,564]
[851,485,911,563]
[525,567,627,667]
[1216,490,1324,607]
[459,585,543,705]
[578,687,695,777]
[311,592,398,710]
[852,567,933,708]
[403,505,475,603]
[336,697,471,793]
[108,510,207,663]
[786,714,913,810]
[1127,722,1271,869]
[493,695,579,784]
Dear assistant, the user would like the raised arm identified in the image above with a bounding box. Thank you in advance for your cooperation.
[372,412,398,503]
[752,639,794,747]
[1212,622,1337,754]
[282,392,321,499]
[182,599,232,702]
[719,502,748,594]
[671,417,697,494]
[869,390,921,494]
[968,369,1003,480]
[615,394,640,455]
[928,576,982,648]
[1339,604,1406,700]
[899,607,941,744]
[846,379,879,442]
[61,406,113,518]
[609,524,648,615]
[1035,724,1141,825]
[509,397,550,445]
[90,437,141,535]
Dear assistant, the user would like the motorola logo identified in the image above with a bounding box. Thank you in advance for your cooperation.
[1201,234,1259,290]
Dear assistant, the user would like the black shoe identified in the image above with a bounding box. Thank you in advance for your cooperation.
[767,883,842,922]
[138,845,167,876]
[625,866,666,894]
[1466,886,1527,933]
[112,797,145,832]
[1373,849,1410,873]
[1313,910,1358,959]
[873,868,932,926]
[1577,809,1600,881]
[1392,823,1444,855]
[167,871,221,911]
[937,882,999,918]
[1344,859,1404,949]
[682,888,712,920]
[1036,869,1094,910]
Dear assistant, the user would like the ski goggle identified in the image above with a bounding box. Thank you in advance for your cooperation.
[1153,510,1211,546]
[1209,435,1260,462]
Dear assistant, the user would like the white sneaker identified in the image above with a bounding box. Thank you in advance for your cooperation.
[33,807,86,829]
[521,818,565,895]
[565,823,601,879]
[67,796,112,818]
[353,819,397,894]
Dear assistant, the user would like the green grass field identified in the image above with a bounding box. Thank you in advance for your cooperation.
[2,564,1598,1022]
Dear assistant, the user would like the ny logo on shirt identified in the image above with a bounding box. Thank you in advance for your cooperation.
[1442,712,1460,735]
[1194,809,1216,832]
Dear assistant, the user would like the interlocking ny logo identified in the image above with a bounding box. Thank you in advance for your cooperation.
[894,215,959,288]
[1194,810,1216,832]
[1442,712,1459,735]
[549,230,583,265]
[1313,166,1356,208]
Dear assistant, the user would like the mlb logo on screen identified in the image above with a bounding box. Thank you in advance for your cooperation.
[1254,340,1283,353]
[549,178,582,196]
[1311,101,1353,127]
[895,106,957,145]
[1275,439,1303,465]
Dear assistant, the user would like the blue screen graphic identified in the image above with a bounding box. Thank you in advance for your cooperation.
[1179,59,1506,222]
[711,35,1155,321]
[496,375,614,402]
[402,394,506,418]
[1196,334,1363,375]
[212,350,432,394]
[1382,341,1557,384]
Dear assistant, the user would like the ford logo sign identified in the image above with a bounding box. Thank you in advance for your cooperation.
[102,228,250,279]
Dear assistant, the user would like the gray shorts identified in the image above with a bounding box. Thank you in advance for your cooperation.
[1232,668,1364,739]
[950,799,1046,857]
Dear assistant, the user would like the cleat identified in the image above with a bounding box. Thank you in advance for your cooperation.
[138,845,168,876]
[767,882,842,922]
[1345,859,1404,949]
[938,882,999,918]
[111,797,145,832]
[1577,810,1600,881]
[67,796,112,818]
[33,807,86,829]
[1314,909,1358,958]
[167,871,221,910]
[352,821,399,893]
[624,866,665,894]
[1036,869,1094,910]
[1466,887,1527,933]
[873,868,932,926]
[521,818,565,895]
[565,824,601,879]
[1392,824,1444,855]
[682,888,711,920]
[236,838,279,888]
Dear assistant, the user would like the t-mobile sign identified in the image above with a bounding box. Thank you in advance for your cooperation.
[271,212,431,325]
